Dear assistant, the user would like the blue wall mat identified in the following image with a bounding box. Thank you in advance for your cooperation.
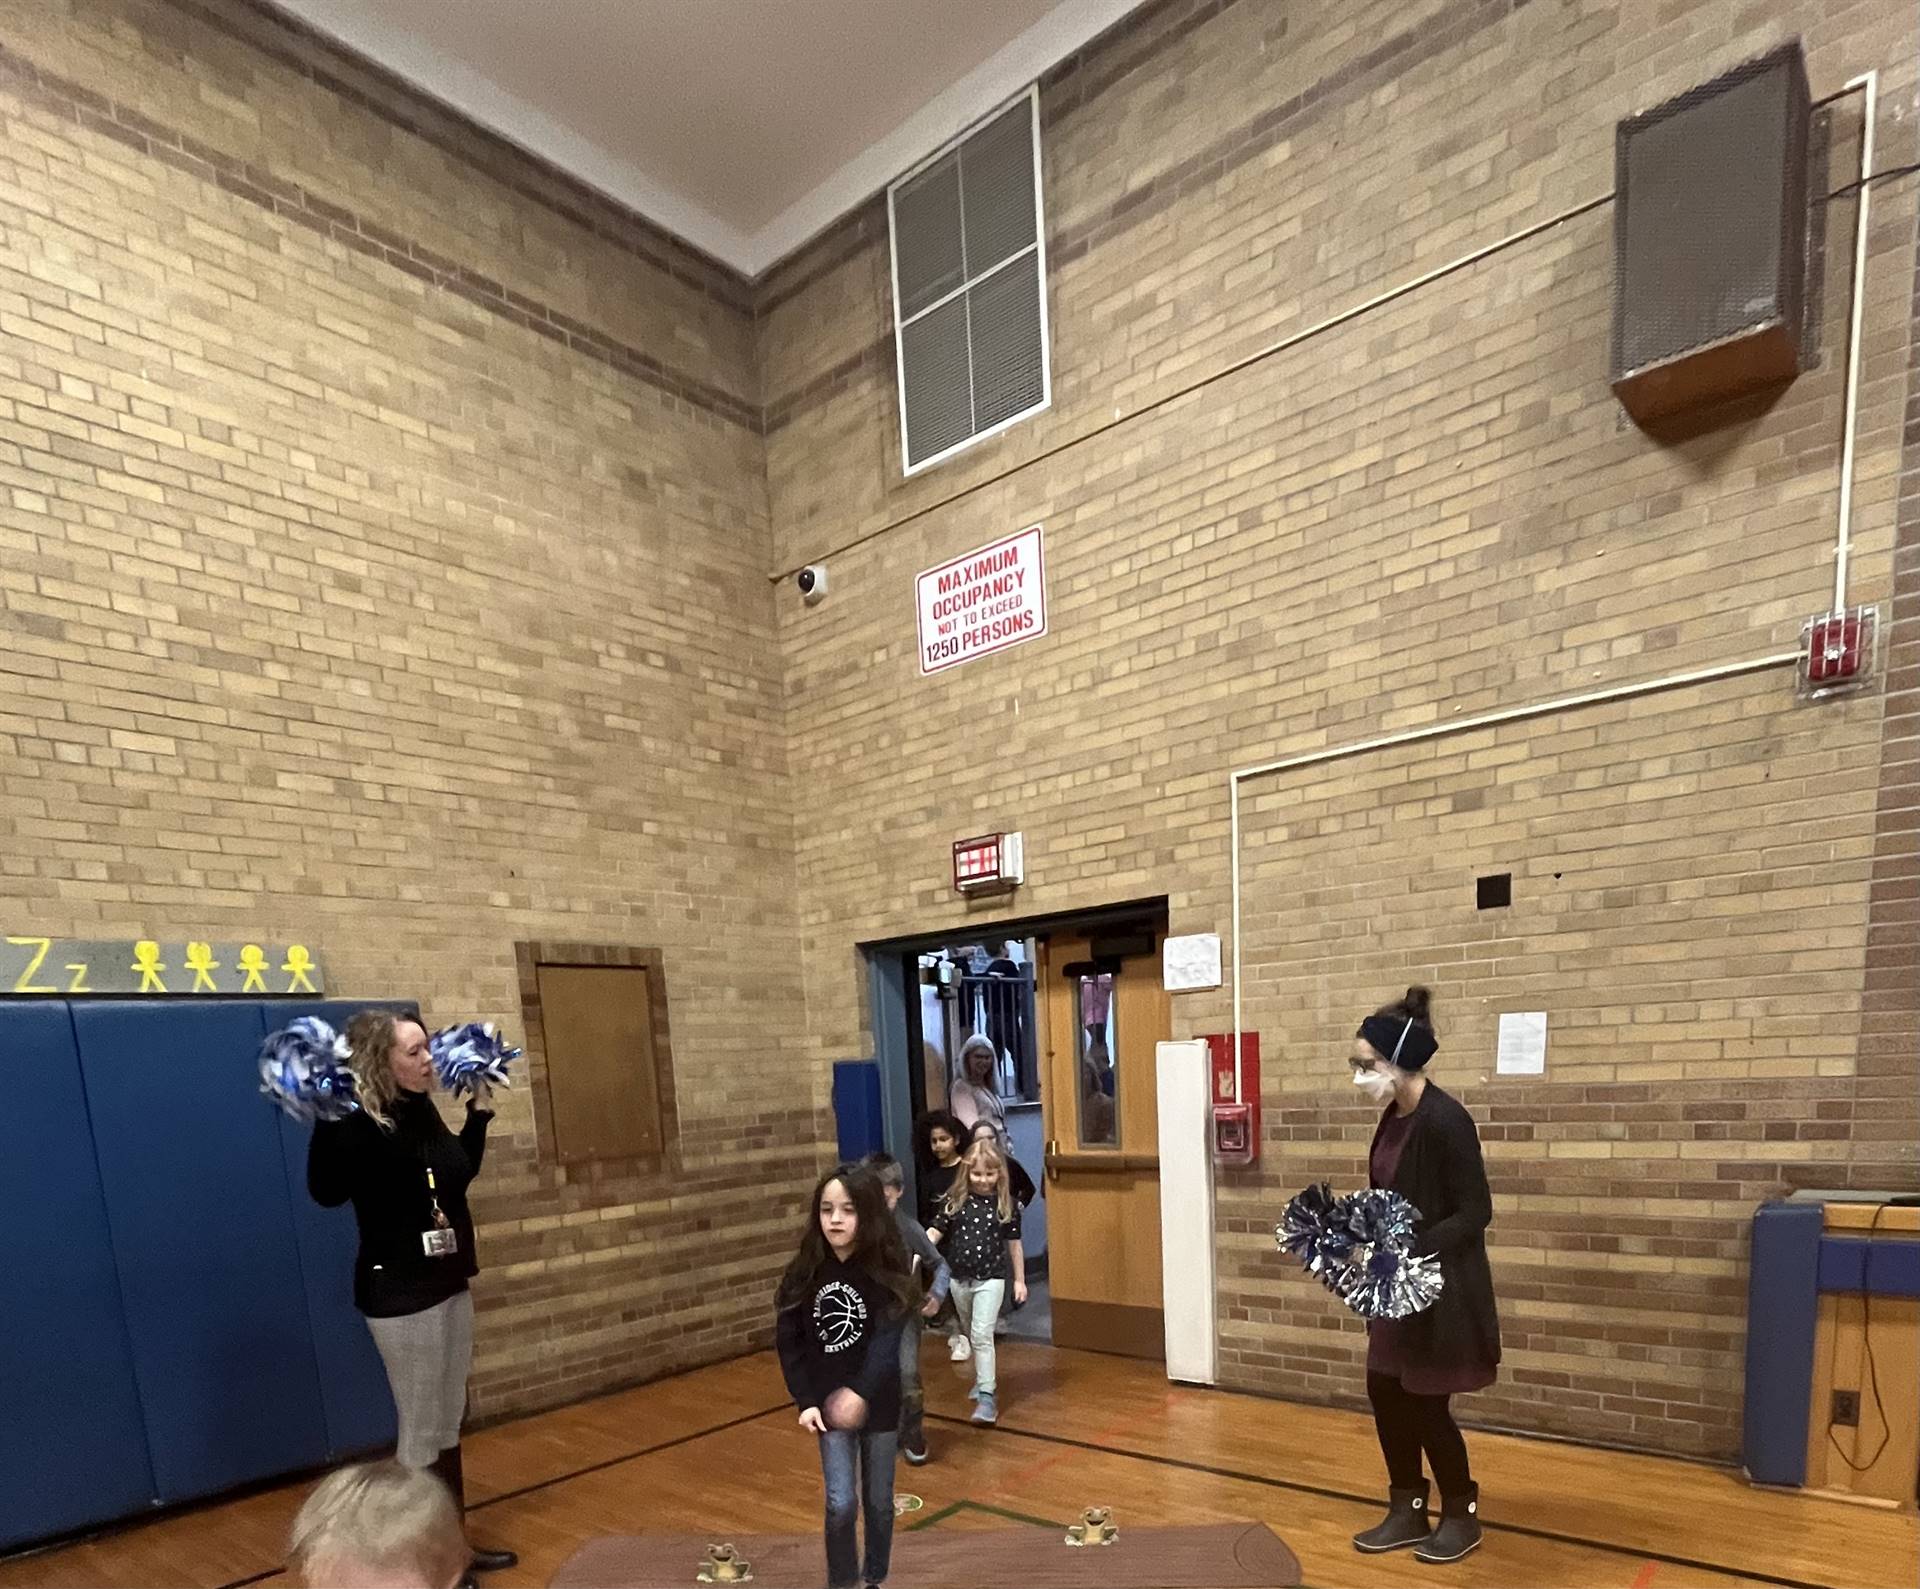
[1741,1200,1821,1487]
[1817,1234,1920,1299]
[268,1000,414,1459]
[832,1060,885,1162]
[0,1002,158,1549]
[74,1001,330,1503]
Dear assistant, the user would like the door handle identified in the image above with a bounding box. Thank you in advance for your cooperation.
[1045,1151,1159,1174]
[1045,1138,1059,1183]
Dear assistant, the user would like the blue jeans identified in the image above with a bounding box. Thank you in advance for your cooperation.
[819,1427,897,1587]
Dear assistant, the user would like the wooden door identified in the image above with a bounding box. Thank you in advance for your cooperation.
[1038,931,1170,1359]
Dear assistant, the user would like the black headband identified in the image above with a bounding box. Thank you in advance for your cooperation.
[1359,1013,1438,1071]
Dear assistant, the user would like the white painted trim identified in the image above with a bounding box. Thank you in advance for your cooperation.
[900,244,1036,332]
[263,0,754,266]
[749,0,1141,275]
[1226,650,1801,1109]
[268,0,1144,277]
[893,87,1053,478]
[1832,71,1877,612]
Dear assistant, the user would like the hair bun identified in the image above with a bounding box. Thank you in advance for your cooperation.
[1403,985,1433,1023]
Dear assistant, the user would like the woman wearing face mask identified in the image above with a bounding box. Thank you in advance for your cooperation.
[1347,986,1498,1566]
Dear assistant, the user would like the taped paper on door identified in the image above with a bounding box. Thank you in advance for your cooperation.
[1496,1011,1548,1075]
[1163,934,1223,992]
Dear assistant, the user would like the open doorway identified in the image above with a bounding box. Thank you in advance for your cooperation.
[910,936,1051,1343]
[868,899,1170,1361]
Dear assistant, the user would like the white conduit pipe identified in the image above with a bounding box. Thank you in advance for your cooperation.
[1225,70,1891,1104]
[1227,649,1800,1100]
[1833,70,1878,612]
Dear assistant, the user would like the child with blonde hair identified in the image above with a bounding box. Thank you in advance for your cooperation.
[287,1460,468,1589]
[927,1139,1025,1425]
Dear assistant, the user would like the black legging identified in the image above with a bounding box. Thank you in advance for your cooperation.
[1367,1372,1472,1495]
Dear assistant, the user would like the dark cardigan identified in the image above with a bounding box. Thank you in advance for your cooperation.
[1368,1082,1501,1382]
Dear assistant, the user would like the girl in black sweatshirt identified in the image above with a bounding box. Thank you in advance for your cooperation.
[775,1163,919,1589]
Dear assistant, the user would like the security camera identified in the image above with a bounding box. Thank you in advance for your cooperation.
[797,564,828,605]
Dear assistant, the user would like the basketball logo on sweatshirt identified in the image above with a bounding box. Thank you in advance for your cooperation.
[813,1281,868,1352]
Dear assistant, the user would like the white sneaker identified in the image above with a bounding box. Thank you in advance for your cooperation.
[948,1335,972,1362]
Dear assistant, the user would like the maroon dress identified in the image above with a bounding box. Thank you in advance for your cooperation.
[1366,1105,1496,1395]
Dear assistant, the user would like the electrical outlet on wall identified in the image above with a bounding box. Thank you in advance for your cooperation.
[1831,1389,1860,1428]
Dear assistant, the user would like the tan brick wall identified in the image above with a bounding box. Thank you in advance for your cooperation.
[760,0,1920,1460]
[5,0,1919,1462]
[0,0,804,1419]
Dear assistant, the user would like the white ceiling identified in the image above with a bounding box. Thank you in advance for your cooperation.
[270,0,1148,278]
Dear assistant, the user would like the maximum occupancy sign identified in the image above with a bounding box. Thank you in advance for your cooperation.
[915,524,1048,675]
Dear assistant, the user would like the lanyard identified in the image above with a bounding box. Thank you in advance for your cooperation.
[421,1155,450,1230]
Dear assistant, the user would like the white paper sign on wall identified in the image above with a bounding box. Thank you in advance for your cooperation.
[1496,1011,1548,1075]
[915,524,1047,675]
[1163,933,1223,992]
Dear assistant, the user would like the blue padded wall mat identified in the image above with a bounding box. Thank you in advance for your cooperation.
[1817,1234,1920,1298]
[74,1001,330,1502]
[0,1001,158,1547]
[1741,1200,1821,1487]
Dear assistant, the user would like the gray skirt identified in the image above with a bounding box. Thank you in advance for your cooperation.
[365,1290,474,1468]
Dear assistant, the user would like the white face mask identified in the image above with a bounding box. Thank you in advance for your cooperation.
[1353,1069,1397,1105]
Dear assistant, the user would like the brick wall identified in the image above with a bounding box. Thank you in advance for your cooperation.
[4,0,1918,1460]
[0,0,804,1419]
[760,0,1920,1460]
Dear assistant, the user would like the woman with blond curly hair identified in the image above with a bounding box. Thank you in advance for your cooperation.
[307,1010,514,1578]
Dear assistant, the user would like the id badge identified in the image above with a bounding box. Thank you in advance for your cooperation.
[422,1226,459,1259]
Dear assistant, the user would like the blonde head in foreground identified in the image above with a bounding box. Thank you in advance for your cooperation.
[288,1460,467,1589]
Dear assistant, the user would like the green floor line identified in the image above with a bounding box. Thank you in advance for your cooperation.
[906,1497,1066,1533]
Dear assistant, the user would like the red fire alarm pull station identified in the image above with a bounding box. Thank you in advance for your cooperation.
[1201,1032,1260,1166]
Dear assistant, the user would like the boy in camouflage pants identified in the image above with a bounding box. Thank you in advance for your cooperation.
[865,1153,951,1464]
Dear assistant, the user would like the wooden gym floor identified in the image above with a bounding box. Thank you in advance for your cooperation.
[2,1343,1912,1589]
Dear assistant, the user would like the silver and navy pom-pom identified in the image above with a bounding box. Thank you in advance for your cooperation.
[1277,1181,1357,1287]
[1339,1186,1419,1251]
[1339,1234,1444,1320]
[429,1021,520,1095]
[1275,1183,1443,1321]
[259,1017,358,1122]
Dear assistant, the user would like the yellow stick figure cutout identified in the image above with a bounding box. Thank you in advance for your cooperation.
[185,942,220,992]
[282,945,318,994]
[238,945,270,993]
[132,941,167,994]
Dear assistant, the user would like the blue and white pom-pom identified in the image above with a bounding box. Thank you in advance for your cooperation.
[429,1021,521,1096]
[259,1017,358,1122]
[1276,1184,1443,1321]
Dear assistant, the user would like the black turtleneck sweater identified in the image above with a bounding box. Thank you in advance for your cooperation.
[308,1089,493,1318]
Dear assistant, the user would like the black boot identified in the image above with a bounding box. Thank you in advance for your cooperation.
[1414,1484,1482,1564]
[439,1444,519,1574]
[1352,1482,1431,1552]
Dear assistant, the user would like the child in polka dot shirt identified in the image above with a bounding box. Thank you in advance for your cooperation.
[928,1140,1025,1425]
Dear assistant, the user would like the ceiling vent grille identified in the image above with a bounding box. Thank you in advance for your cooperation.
[888,88,1051,476]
